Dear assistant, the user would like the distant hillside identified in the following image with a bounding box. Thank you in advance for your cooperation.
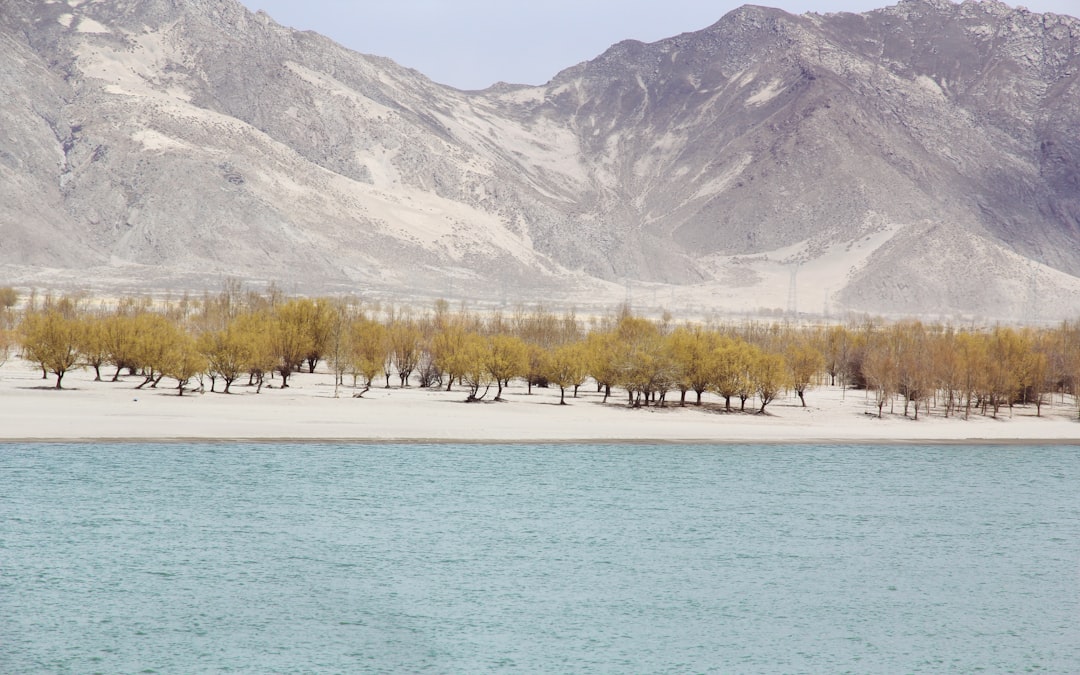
[2,0,1080,320]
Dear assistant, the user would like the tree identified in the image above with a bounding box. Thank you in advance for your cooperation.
[932,329,964,418]
[585,330,620,403]
[0,286,17,312]
[75,315,110,381]
[301,298,337,373]
[986,327,1026,418]
[129,313,186,390]
[785,335,825,408]
[822,324,851,388]
[348,316,388,389]
[388,320,422,387]
[667,326,717,405]
[711,337,751,412]
[751,349,788,413]
[270,301,316,388]
[101,313,141,381]
[160,332,206,396]
[609,314,675,407]
[1065,323,1080,419]
[431,321,474,391]
[861,331,899,418]
[485,334,528,401]
[956,331,989,420]
[197,313,265,394]
[524,342,550,394]
[546,342,590,404]
[893,321,931,419]
[0,287,18,338]
[0,327,10,369]
[458,332,494,401]
[1023,331,1051,417]
[240,312,278,393]
[20,308,81,389]
[322,300,352,397]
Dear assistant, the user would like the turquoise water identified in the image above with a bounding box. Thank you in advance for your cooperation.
[2,442,1078,673]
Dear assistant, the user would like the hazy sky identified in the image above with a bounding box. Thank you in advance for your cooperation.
[240,1,1079,90]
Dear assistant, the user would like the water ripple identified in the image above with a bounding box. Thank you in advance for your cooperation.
[2,442,1078,673]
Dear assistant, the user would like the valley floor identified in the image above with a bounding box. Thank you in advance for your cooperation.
[1,357,1078,444]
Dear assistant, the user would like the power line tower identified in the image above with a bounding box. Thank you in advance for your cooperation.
[786,264,799,319]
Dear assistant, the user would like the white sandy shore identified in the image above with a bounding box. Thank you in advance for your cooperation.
[1,357,1078,444]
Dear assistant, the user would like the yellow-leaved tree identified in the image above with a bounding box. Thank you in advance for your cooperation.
[545,341,590,405]
[712,337,754,412]
[666,326,718,405]
[348,316,388,391]
[160,331,206,396]
[458,332,493,401]
[430,320,475,392]
[485,334,528,401]
[270,300,316,388]
[20,307,82,389]
[75,314,110,382]
[387,320,422,387]
[784,333,825,408]
[751,348,789,414]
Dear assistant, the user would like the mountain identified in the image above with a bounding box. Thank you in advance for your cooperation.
[2,0,1080,321]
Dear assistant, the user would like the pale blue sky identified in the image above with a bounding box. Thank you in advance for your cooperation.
[239,1,1079,89]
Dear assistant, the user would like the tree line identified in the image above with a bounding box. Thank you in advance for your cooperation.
[3,285,1080,420]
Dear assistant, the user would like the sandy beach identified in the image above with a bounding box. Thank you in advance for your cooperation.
[1,356,1078,444]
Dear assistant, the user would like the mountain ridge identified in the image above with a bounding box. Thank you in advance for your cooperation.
[2,0,1080,320]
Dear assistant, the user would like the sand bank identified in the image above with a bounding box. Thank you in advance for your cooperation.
[1,357,1078,444]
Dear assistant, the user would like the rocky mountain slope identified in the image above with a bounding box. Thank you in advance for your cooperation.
[2,0,1080,320]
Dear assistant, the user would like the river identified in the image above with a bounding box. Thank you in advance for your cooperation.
[3,442,1078,673]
